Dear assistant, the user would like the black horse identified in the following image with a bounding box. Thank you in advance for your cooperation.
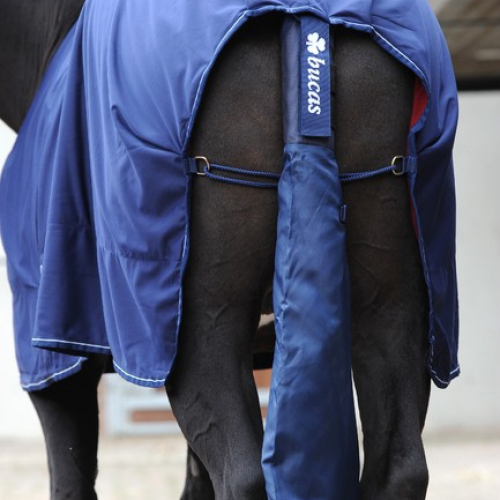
[0,2,431,499]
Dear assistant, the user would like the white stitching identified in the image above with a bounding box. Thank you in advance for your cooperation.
[32,338,111,350]
[22,359,84,390]
[113,361,166,384]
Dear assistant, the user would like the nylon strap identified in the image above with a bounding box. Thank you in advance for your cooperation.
[186,155,415,188]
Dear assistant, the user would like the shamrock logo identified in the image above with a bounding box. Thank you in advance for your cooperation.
[306,32,326,55]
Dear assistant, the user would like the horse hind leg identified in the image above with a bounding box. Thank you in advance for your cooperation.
[180,447,214,500]
[28,354,108,500]
[166,14,283,500]
[334,28,431,499]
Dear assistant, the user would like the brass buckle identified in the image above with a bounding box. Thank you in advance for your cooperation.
[194,156,210,176]
[391,156,405,176]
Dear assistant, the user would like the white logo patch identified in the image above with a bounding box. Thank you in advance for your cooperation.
[306,32,326,55]
[305,33,327,115]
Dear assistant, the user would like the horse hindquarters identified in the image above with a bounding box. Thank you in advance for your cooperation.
[335,29,431,499]
[168,18,431,500]
[166,15,284,500]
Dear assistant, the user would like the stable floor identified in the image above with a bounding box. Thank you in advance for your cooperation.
[0,435,499,499]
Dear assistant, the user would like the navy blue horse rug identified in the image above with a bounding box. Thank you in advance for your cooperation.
[0,0,458,393]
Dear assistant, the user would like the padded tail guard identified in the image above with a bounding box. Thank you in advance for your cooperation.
[262,15,360,500]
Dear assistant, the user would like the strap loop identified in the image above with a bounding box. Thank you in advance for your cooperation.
[186,157,280,189]
[339,156,416,183]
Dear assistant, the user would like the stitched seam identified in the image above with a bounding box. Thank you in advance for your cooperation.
[21,359,84,390]
[32,338,111,350]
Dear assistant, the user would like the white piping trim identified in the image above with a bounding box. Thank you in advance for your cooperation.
[113,361,166,384]
[332,19,428,84]
[175,201,190,336]
[22,359,84,390]
[372,28,427,83]
[183,5,326,151]
[430,364,460,387]
[184,8,431,152]
[183,11,247,148]
[32,338,111,350]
